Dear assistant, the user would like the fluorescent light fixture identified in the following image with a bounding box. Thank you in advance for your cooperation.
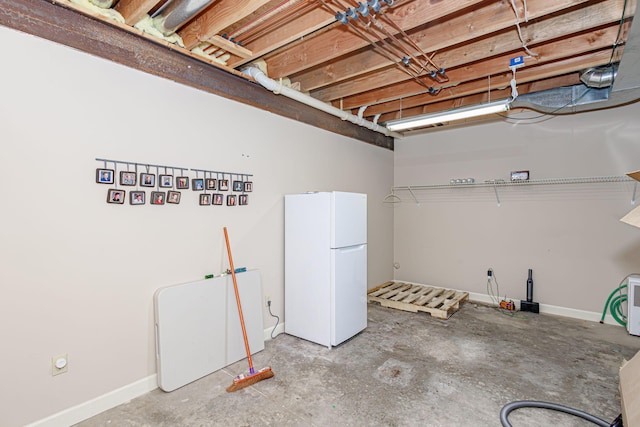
[385,99,511,131]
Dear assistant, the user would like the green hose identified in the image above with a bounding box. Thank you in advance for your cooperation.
[600,284,627,326]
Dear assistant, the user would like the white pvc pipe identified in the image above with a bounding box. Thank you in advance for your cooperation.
[242,67,400,139]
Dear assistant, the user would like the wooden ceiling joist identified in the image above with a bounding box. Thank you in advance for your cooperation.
[310,0,629,104]
[0,0,393,149]
[180,0,272,50]
[1,0,635,139]
[338,21,629,114]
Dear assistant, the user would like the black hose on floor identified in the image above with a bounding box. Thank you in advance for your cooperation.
[500,400,610,427]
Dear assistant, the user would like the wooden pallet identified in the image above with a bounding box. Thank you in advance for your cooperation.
[367,281,469,319]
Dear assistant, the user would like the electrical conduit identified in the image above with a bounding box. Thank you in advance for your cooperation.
[241,66,401,139]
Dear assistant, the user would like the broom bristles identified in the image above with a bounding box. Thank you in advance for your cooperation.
[226,366,274,392]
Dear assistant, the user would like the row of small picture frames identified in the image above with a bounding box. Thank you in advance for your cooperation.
[95,158,252,206]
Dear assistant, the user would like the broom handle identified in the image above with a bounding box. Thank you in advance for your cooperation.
[223,227,255,373]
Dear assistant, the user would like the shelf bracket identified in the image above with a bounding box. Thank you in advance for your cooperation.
[407,186,420,206]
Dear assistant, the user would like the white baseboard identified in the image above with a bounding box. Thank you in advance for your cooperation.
[27,375,158,427]
[387,279,621,326]
[30,324,287,427]
[467,292,621,326]
[28,293,622,427]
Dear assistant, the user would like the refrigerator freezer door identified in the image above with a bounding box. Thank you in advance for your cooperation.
[331,244,368,346]
[331,192,367,248]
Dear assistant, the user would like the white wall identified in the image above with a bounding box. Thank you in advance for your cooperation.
[0,27,394,427]
[394,107,640,315]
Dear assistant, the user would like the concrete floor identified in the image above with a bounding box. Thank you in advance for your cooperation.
[76,303,639,427]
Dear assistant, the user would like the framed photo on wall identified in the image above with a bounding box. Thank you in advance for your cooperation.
[212,194,223,205]
[130,191,145,205]
[206,178,217,190]
[226,195,236,206]
[192,178,204,191]
[167,191,181,204]
[199,194,211,205]
[96,168,114,184]
[159,175,173,188]
[107,189,125,204]
[232,180,244,192]
[120,171,136,186]
[141,173,155,187]
[151,191,165,205]
[219,179,229,191]
[239,194,248,205]
[176,176,189,189]
[243,181,253,192]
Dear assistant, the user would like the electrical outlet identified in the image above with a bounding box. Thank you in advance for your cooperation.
[52,354,68,376]
[265,295,271,307]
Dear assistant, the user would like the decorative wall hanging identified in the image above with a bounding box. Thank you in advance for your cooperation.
[192,179,204,191]
[107,189,125,204]
[160,175,173,188]
[151,191,165,205]
[96,158,253,207]
[130,191,145,205]
[191,168,253,207]
[167,191,181,204]
[97,169,114,184]
[141,173,155,187]
[120,171,136,186]
[176,176,189,189]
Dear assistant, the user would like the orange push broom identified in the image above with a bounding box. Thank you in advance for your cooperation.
[223,227,274,392]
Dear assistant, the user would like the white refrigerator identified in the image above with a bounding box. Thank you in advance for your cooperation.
[284,191,367,348]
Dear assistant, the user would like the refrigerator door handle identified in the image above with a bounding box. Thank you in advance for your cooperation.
[335,244,366,252]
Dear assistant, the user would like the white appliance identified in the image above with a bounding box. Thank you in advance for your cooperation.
[627,275,640,336]
[285,191,368,348]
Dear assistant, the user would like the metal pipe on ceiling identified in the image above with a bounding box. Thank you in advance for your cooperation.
[580,66,618,88]
[152,0,216,36]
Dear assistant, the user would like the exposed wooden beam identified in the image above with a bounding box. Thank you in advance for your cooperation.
[208,35,253,59]
[0,0,393,149]
[180,0,271,50]
[294,0,596,92]
[311,0,629,103]
[227,5,335,69]
[339,21,628,113]
[264,0,487,78]
[114,0,157,25]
